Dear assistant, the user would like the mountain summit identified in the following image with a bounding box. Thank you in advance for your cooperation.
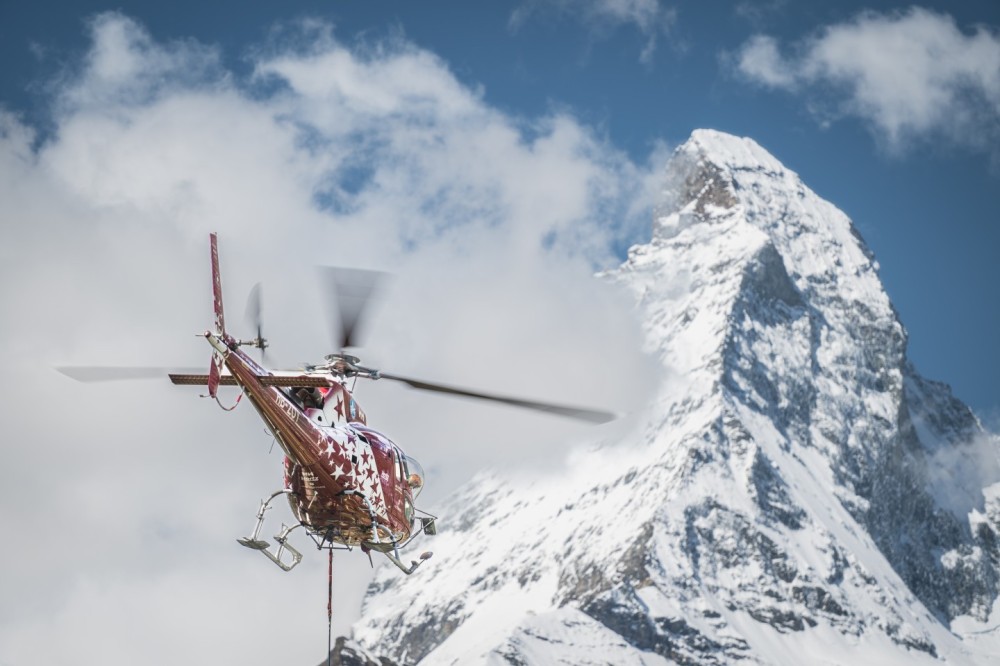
[339,130,1000,665]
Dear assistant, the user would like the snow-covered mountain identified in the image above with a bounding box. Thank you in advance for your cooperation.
[333,130,1000,665]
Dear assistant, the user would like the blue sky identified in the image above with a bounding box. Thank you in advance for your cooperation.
[3,0,997,420]
[1,2,999,663]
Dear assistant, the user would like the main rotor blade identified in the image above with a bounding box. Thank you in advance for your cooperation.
[56,366,204,382]
[377,372,617,424]
[319,267,385,350]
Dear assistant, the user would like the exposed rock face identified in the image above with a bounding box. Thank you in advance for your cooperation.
[320,637,399,666]
[340,130,1000,665]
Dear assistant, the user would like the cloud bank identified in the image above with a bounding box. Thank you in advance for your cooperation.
[0,13,661,666]
[734,7,1000,156]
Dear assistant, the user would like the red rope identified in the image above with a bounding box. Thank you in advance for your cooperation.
[327,548,333,666]
[214,392,243,411]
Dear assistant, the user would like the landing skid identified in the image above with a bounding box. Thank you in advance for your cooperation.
[236,488,435,575]
[236,489,304,571]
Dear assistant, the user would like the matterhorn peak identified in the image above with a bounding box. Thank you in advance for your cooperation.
[682,128,789,172]
[648,131,884,311]
[650,129,783,238]
[340,129,1000,666]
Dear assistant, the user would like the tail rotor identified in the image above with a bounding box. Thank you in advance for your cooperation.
[244,282,269,364]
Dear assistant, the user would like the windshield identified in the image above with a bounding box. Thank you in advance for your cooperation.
[403,454,425,499]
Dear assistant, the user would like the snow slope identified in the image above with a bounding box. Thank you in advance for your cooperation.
[338,130,1000,665]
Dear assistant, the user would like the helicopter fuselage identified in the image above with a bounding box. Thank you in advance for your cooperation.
[206,331,418,550]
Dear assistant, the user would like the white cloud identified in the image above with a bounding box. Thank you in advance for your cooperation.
[734,8,1000,154]
[735,34,796,88]
[925,431,1000,520]
[0,13,660,666]
[58,13,225,113]
[510,0,676,63]
[734,0,788,27]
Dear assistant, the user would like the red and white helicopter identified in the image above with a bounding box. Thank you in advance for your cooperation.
[59,234,614,575]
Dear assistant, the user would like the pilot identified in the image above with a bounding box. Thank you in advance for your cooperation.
[407,472,423,493]
[295,387,323,409]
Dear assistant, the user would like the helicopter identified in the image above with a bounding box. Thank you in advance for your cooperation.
[58,233,615,575]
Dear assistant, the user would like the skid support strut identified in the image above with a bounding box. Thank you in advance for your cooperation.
[339,488,433,575]
[237,489,304,571]
[384,548,433,575]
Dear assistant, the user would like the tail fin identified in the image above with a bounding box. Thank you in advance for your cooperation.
[211,232,226,335]
[208,232,225,398]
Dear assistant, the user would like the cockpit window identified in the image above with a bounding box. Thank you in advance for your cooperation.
[403,454,425,499]
[394,450,405,484]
